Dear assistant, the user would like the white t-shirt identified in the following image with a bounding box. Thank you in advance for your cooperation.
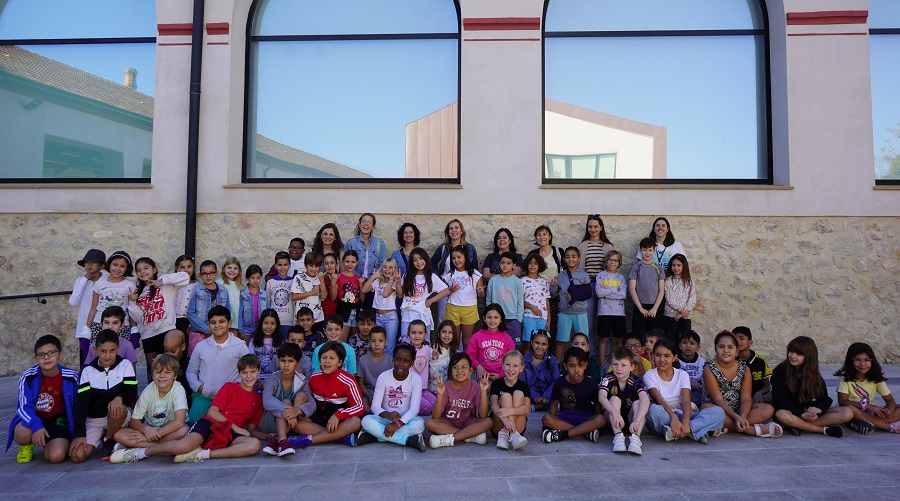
[91,276,136,325]
[401,273,447,318]
[442,270,482,307]
[643,368,691,410]
[372,369,423,425]
[370,278,397,311]
[522,276,550,319]
[290,272,323,321]
[132,382,188,428]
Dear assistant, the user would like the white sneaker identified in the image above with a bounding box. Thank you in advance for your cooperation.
[465,432,486,445]
[174,447,203,463]
[496,429,510,450]
[612,432,627,453]
[627,434,643,455]
[663,425,676,442]
[109,447,142,464]
[429,434,454,449]
[509,432,528,450]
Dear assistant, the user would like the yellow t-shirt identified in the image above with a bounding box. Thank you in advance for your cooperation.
[631,357,652,376]
[837,378,891,402]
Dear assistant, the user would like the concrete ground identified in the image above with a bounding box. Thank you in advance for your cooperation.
[1,365,898,501]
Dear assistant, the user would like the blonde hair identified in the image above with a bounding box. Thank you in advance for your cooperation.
[381,257,398,277]
[221,257,243,288]
[502,349,525,365]
[152,353,180,373]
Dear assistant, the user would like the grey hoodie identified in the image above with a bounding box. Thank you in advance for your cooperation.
[262,370,315,419]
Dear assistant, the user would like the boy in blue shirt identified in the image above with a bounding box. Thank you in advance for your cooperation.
[485,252,525,345]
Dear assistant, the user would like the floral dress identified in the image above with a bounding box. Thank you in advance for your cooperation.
[702,359,747,412]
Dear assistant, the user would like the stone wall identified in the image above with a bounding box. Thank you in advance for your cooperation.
[1,213,897,375]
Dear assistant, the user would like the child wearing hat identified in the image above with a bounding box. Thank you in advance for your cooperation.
[70,249,106,369]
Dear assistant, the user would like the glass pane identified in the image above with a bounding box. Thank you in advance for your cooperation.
[871,35,900,180]
[0,0,156,39]
[0,44,154,179]
[249,39,458,179]
[254,0,458,36]
[870,0,900,29]
[545,0,762,32]
[545,35,765,179]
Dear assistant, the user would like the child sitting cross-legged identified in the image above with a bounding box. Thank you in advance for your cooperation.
[598,348,650,455]
[426,353,493,448]
[357,343,427,451]
[110,354,263,464]
[490,350,531,450]
[112,354,189,450]
[541,346,607,444]
[286,341,364,449]
[260,343,314,457]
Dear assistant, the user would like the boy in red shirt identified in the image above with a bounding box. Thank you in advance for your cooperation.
[110,354,263,463]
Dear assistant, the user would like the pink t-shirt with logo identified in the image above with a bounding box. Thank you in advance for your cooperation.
[465,329,515,376]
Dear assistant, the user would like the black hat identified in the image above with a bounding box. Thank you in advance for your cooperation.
[78,249,106,267]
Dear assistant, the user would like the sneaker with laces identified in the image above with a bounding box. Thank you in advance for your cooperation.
[16,444,34,464]
[262,435,279,456]
[542,428,561,443]
[287,434,312,450]
[406,434,427,452]
[464,432,486,445]
[429,434,455,449]
[509,431,528,450]
[850,421,875,435]
[276,439,295,457]
[110,447,142,464]
[663,425,676,442]
[174,447,203,463]
[612,432,627,453]
[627,434,643,455]
[336,433,356,447]
[356,430,378,446]
[496,429,510,450]
[588,429,602,444]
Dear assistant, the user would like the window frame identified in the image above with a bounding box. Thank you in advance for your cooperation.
[541,0,773,185]
[242,0,463,184]
[871,25,900,186]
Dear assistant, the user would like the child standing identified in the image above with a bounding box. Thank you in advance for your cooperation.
[628,238,666,341]
[426,353,493,448]
[321,253,340,320]
[8,335,78,464]
[644,338,725,444]
[330,250,364,342]
[358,343,427,451]
[356,326,394,412]
[110,354,264,464]
[443,246,484,349]
[260,343,314,457]
[490,350,531,450]
[599,348,650,455]
[835,342,899,433]
[71,330,138,462]
[733,326,772,403]
[187,260,231,355]
[348,308,376,359]
[485,252,525,346]
[112,354,189,449]
[521,253,551,349]
[540,347,607,443]
[466,304,516,381]
[555,247,591,363]
[312,315,357,375]
[173,255,197,337]
[523,330,559,411]
[70,248,105,369]
[291,251,326,324]
[216,257,243,334]
[429,320,458,394]
[265,252,295,337]
[677,331,706,407]
[85,251,136,345]
[595,250,627,360]
[772,336,852,437]
[248,309,283,380]
[239,264,269,339]
[663,254,696,342]
[406,320,435,415]
[399,247,452,342]
[361,258,400,355]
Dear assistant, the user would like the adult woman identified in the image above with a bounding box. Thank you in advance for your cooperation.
[635,216,685,274]
[430,219,478,325]
[529,225,564,339]
[577,215,614,358]
[482,228,523,283]
[312,223,344,263]
[345,213,387,310]
[392,222,420,278]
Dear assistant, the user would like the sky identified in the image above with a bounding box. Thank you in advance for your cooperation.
[0,0,897,179]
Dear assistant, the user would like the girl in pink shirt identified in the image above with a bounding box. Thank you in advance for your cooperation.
[466,304,515,381]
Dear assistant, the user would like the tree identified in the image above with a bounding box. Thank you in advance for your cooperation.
[876,125,900,180]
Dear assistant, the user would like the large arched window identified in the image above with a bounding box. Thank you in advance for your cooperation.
[245,0,460,182]
[870,0,900,184]
[543,0,769,183]
[0,0,156,181]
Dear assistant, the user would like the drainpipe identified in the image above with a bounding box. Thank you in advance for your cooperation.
[185,0,205,258]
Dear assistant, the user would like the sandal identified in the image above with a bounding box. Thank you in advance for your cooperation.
[753,423,772,438]
[768,422,783,438]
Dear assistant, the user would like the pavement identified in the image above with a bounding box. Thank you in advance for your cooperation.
[0,364,898,501]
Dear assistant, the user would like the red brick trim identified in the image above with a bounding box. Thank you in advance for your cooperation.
[463,17,541,31]
[158,23,192,36]
[786,10,867,25]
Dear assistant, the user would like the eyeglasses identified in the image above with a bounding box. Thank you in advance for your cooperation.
[853,358,873,363]
[624,344,641,349]
[35,350,60,359]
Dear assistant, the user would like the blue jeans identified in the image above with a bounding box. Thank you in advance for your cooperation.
[377,310,399,356]
[646,403,725,440]
[361,415,426,446]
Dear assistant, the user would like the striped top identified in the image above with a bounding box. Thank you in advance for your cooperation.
[582,242,607,279]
